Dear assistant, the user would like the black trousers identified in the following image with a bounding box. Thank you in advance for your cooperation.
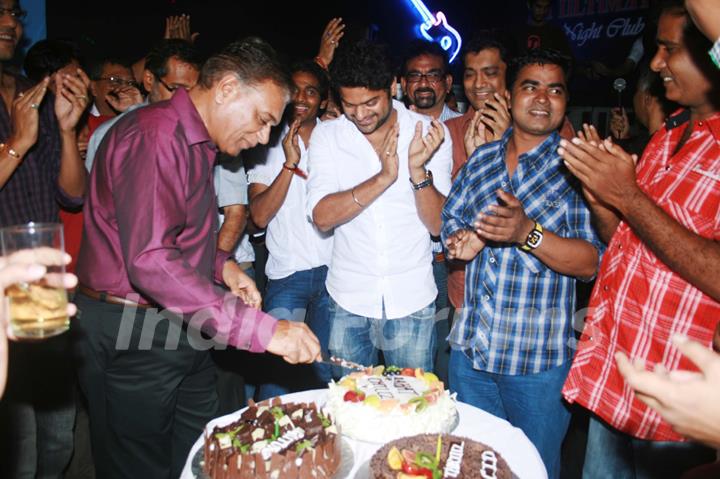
[72,293,218,479]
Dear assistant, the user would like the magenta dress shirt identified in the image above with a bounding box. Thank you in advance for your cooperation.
[77,89,277,352]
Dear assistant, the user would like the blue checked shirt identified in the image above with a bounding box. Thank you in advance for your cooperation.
[441,129,603,375]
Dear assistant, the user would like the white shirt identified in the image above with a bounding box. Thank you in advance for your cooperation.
[306,100,453,319]
[247,121,333,280]
[214,156,254,264]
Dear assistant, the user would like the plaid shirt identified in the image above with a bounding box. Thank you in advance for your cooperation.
[563,110,720,441]
[442,129,602,375]
[0,75,80,227]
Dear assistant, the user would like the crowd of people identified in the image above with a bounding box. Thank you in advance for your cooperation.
[1,0,720,477]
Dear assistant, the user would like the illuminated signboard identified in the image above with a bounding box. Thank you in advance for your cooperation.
[407,0,462,63]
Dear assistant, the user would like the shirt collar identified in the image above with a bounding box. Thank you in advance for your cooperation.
[501,127,561,173]
[169,88,212,147]
[664,108,720,144]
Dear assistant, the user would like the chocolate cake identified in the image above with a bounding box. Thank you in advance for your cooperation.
[370,433,514,479]
[202,398,341,479]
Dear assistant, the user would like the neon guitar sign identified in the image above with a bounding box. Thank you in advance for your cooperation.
[408,0,463,63]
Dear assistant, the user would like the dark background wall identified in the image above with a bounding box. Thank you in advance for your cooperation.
[45,0,653,106]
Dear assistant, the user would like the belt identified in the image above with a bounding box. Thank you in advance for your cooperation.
[78,285,157,309]
[434,251,446,262]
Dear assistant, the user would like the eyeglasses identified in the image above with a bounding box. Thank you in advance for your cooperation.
[0,7,26,20]
[405,71,445,84]
[96,76,139,89]
[157,77,193,93]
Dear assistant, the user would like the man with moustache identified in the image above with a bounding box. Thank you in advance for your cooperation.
[307,40,452,372]
[74,39,320,478]
[559,1,720,476]
[0,1,89,476]
[247,60,333,398]
[400,40,461,123]
[442,49,602,479]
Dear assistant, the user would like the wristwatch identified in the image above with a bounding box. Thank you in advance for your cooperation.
[410,170,433,191]
[520,222,543,252]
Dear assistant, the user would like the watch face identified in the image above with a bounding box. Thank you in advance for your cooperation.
[527,230,543,248]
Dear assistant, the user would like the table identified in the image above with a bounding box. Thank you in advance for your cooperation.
[180,389,547,479]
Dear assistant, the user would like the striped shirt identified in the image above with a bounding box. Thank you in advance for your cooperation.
[563,110,720,441]
[442,129,602,375]
[0,75,81,227]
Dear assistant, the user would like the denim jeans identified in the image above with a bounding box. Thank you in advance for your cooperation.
[256,266,331,400]
[582,415,716,479]
[432,257,451,384]
[449,349,571,479]
[1,333,76,479]
[328,297,436,377]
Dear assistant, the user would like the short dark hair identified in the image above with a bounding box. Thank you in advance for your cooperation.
[24,39,81,83]
[144,39,203,80]
[462,30,515,67]
[290,60,330,101]
[401,39,449,76]
[506,48,571,90]
[88,56,131,80]
[198,36,291,94]
[330,40,395,93]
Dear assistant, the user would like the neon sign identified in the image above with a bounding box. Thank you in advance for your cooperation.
[407,0,462,63]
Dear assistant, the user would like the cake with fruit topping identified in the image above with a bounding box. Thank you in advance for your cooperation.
[325,366,457,443]
[202,399,340,478]
[370,434,515,479]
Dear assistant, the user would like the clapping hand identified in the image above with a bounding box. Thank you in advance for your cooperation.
[408,119,445,171]
[475,190,534,245]
[377,122,400,184]
[54,69,91,133]
[9,77,50,156]
[479,93,511,142]
[446,229,485,261]
[281,119,301,168]
[106,84,143,114]
[558,130,639,211]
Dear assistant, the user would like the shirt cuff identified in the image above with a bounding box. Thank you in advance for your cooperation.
[214,249,233,284]
[56,184,84,209]
[226,304,279,352]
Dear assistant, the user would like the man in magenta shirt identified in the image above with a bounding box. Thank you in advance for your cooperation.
[73,39,320,478]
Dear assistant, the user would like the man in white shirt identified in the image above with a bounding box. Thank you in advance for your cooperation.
[247,61,334,398]
[307,41,453,372]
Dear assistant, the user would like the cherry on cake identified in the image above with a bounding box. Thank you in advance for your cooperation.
[325,366,458,443]
[202,399,340,478]
[370,433,515,479]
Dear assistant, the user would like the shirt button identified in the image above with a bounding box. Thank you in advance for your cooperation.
[501,181,507,187]
[489,257,496,264]
[617,244,622,250]
[699,121,704,126]
[482,294,490,302]
[603,285,609,292]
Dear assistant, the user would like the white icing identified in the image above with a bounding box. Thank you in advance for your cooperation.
[480,450,498,479]
[443,441,465,478]
[326,374,458,443]
[259,427,305,461]
[251,427,265,441]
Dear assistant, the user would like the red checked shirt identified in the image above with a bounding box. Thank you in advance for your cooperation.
[563,109,720,441]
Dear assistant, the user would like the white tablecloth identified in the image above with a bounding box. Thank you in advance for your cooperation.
[180,389,547,479]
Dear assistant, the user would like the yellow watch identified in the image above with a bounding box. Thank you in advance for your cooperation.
[520,222,543,252]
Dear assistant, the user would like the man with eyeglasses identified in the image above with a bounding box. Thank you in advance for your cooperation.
[0,1,89,477]
[399,40,460,384]
[400,40,461,123]
[85,39,203,170]
[86,57,139,135]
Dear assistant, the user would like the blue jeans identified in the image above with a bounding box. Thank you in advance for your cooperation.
[449,349,571,479]
[256,266,331,400]
[432,257,451,384]
[583,415,716,479]
[328,297,436,377]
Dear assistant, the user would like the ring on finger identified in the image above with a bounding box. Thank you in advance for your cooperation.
[30,103,39,109]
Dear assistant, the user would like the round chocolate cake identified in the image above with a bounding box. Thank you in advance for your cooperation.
[370,433,514,479]
[202,398,340,479]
